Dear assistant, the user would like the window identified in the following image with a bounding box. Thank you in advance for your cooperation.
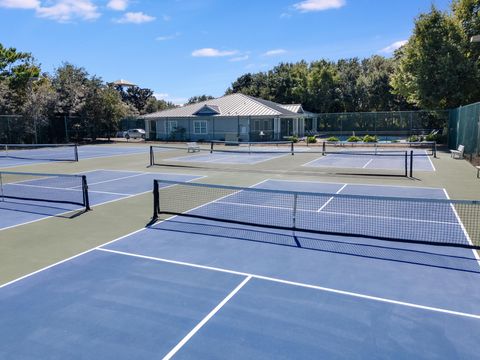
[165,120,177,134]
[194,120,208,134]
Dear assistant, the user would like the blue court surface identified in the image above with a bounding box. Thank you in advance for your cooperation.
[0,170,203,231]
[166,151,288,164]
[1,179,480,359]
[304,150,435,172]
[0,145,160,168]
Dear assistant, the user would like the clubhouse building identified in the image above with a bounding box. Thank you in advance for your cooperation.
[142,93,315,142]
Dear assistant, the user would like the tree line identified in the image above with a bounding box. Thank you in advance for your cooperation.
[0,46,176,142]
[226,0,480,113]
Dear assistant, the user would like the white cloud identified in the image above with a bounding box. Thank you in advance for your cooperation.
[36,0,100,22]
[293,0,345,12]
[107,0,128,11]
[192,48,238,57]
[280,12,292,19]
[162,14,170,21]
[262,49,287,56]
[115,11,155,24]
[156,32,180,41]
[153,93,169,99]
[229,55,249,62]
[0,0,39,9]
[380,40,408,54]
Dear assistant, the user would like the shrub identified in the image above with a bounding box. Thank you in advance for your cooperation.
[326,136,339,142]
[289,135,299,143]
[307,136,317,144]
[408,135,419,142]
[347,136,362,142]
[363,135,378,143]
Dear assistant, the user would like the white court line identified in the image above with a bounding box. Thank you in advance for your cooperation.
[426,153,436,172]
[362,158,374,169]
[443,189,480,267]
[317,184,348,212]
[97,248,480,320]
[0,226,149,290]
[70,172,149,188]
[162,276,252,360]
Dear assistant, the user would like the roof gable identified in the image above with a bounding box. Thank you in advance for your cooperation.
[193,104,221,116]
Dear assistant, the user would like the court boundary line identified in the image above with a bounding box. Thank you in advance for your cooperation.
[362,159,374,168]
[162,276,252,360]
[443,188,480,267]
[97,248,480,320]
[317,183,347,212]
[0,171,205,232]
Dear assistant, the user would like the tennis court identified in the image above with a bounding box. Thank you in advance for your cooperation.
[0,170,202,231]
[0,144,157,168]
[1,179,479,359]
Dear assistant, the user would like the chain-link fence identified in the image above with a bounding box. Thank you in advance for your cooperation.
[0,114,145,144]
[448,102,480,156]
[314,110,449,139]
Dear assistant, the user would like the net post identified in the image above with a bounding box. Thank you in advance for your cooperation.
[322,141,326,156]
[74,144,79,162]
[81,175,90,211]
[210,141,214,154]
[409,150,414,178]
[433,142,437,158]
[153,179,159,219]
[291,141,294,155]
[404,151,408,177]
[292,193,298,229]
[149,146,153,166]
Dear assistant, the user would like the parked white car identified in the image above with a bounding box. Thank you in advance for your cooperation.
[125,129,145,140]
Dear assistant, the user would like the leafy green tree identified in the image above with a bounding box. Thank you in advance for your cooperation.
[117,86,153,114]
[391,6,475,108]
[144,97,177,113]
[52,63,89,117]
[186,95,215,104]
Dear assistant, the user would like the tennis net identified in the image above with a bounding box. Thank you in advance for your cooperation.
[321,141,437,157]
[0,171,90,210]
[152,180,480,249]
[150,145,415,177]
[0,143,79,162]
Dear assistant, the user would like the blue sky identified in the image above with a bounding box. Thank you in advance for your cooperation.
[1,0,451,104]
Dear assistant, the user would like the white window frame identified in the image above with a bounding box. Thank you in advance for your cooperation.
[193,120,208,135]
[165,120,177,134]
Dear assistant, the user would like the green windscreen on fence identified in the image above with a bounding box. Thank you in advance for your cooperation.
[448,103,480,156]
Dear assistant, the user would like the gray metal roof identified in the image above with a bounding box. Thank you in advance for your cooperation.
[279,104,303,113]
[142,93,304,118]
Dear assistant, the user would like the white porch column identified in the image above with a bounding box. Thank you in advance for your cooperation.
[298,118,305,137]
[274,117,280,140]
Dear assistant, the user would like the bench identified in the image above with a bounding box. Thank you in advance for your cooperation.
[450,145,465,159]
[186,142,200,153]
